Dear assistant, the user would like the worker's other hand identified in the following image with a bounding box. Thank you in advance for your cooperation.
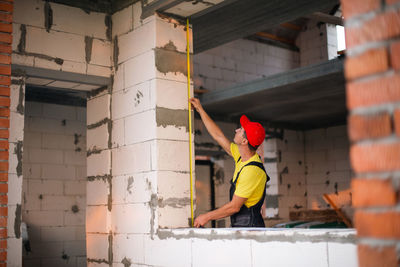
[189,97,202,113]
[194,214,209,228]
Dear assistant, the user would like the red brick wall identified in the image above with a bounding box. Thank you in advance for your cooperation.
[0,0,11,265]
[341,0,400,266]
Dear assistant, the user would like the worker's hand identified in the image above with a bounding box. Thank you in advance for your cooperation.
[189,97,203,113]
[194,213,209,228]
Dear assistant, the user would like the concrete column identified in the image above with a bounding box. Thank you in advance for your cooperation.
[86,3,193,265]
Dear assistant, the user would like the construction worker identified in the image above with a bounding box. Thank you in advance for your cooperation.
[190,98,269,228]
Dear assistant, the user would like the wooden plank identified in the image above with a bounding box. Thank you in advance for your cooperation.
[290,209,341,222]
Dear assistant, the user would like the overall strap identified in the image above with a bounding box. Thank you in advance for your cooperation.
[233,160,270,185]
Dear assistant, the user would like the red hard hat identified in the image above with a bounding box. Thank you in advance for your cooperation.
[240,115,265,147]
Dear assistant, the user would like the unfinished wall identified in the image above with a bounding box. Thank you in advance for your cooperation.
[296,20,338,66]
[22,101,86,267]
[305,125,352,211]
[193,39,300,91]
[12,0,111,78]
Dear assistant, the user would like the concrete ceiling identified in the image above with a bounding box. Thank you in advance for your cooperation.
[200,58,346,130]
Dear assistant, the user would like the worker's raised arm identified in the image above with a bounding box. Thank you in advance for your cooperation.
[189,98,231,157]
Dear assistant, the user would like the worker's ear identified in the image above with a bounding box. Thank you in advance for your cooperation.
[242,138,248,146]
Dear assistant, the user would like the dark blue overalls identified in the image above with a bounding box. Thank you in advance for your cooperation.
[230,157,270,227]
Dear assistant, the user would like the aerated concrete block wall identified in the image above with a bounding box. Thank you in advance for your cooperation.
[8,75,25,267]
[304,125,352,211]
[12,0,111,77]
[193,39,300,91]
[22,101,86,267]
[296,20,339,67]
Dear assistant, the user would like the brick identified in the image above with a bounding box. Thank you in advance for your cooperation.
[0,44,10,54]
[345,48,389,80]
[0,207,6,216]
[0,240,5,250]
[0,55,10,65]
[348,113,392,141]
[346,11,400,48]
[341,0,380,19]
[0,3,12,13]
[347,74,400,108]
[355,211,400,238]
[0,217,6,228]
[0,78,9,87]
[0,33,11,44]
[351,143,400,172]
[387,0,400,5]
[0,162,7,172]
[0,119,8,128]
[0,129,8,138]
[0,97,9,107]
[0,66,10,76]
[390,41,400,70]
[0,173,6,182]
[0,152,6,160]
[352,178,397,207]
[0,141,7,150]
[0,195,6,204]
[0,109,8,117]
[0,229,5,238]
[358,244,398,267]
[395,109,400,137]
[0,14,11,24]
[0,23,11,34]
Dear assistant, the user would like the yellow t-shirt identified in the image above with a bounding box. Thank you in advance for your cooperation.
[230,143,267,208]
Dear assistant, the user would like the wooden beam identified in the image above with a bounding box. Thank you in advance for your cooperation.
[280,22,302,31]
[255,32,295,46]
[323,194,352,228]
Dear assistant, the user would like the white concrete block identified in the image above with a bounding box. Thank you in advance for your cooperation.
[7,237,22,267]
[113,234,145,264]
[87,150,111,177]
[193,238,252,267]
[27,117,65,134]
[87,179,109,205]
[86,206,111,233]
[252,241,328,267]
[328,242,358,267]
[76,166,87,180]
[118,19,155,64]
[61,60,87,74]
[13,0,44,28]
[41,226,76,241]
[7,205,18,238]
[112,142,151,175]
[41,195,75,211]
[111,203,151,234]
[112,6,133,38]
[113,172,156,204]
[124,110,156,145]
[51,2,107,39]
[111,118,124,148]
[12,53,35,67]
[28,148,63,164]
[158,205,190,228]
[64,240,86,257]
[23,210,64,227]
[133,2,143,29]
[25,101,43,117]
[150,79,188,110]
[22,194,41,211]
[9,112,25,143]
[26,27,85,63]
[8,174,23,205]
[28,179,63,195]
[144,236,191,267]
[65,120,87,136]
[24,132,41,148]
[90,39,112,67]
[87,123,109,151]
[64,210,86,226]
[87,64,112,77]
[65,180,86,195]
[157,171,189,200]
[42,103,76,120]
[41,133,74,150]
[41,164,75,180]
[153,140,189,172]
[112,81,151,119]
[87,93,110,125]
[156,16,189,53]
[86,233,109,261]
[124,50,156,88]
[113,66,124,93]
[76,107,86,122]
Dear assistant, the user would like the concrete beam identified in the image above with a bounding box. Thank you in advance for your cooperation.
[141,0,186,19]
[12,64,111,86]
[192,0,339,53]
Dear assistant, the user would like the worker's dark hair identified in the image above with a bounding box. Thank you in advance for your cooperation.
[243,130,258,152]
